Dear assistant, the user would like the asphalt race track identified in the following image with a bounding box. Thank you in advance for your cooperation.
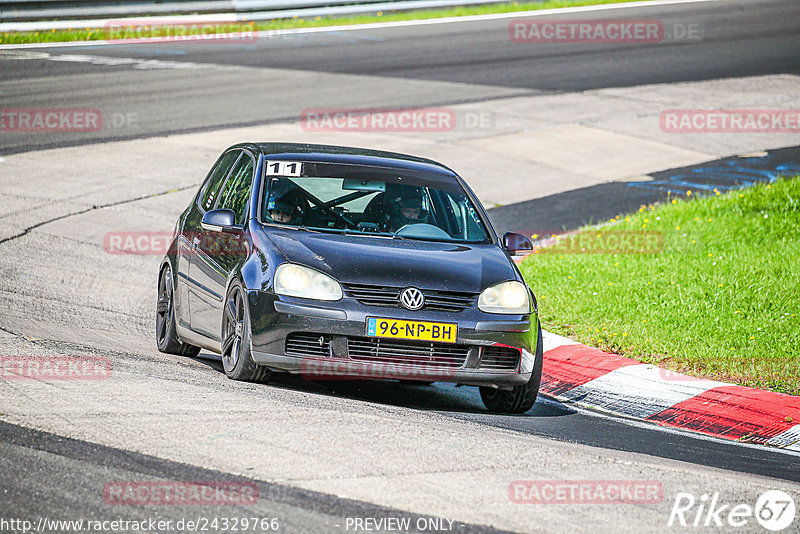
[1,0,799,153]
[1,0,799,532]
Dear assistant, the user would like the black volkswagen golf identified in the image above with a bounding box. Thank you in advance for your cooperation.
[157,143,542,413]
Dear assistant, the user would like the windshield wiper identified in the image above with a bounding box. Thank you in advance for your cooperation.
[279,224,396,238]
[298,226,343,234]
[339,229,396,238]
[296,226,365,236]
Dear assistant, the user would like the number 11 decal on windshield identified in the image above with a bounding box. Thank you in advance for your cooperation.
[266,161,303,177]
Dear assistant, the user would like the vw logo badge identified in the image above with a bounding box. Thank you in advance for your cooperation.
[399,287,425,311]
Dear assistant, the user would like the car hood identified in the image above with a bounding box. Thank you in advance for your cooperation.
[263,227,518,292]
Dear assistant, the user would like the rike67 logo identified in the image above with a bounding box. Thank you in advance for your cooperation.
[669,490,796,531]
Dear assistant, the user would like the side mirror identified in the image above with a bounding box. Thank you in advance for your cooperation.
[503,232,533,255]
[201,209,237,233]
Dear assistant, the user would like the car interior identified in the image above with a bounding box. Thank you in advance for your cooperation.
[262,175,490,242]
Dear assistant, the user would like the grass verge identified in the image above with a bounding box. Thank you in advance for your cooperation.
[520,177,800,396]
[1,0,650,45]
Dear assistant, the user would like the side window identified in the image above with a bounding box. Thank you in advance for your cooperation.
[199,151,240,212]
[217,154,255,224]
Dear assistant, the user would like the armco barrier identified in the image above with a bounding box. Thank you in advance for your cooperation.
[0,0,512,29]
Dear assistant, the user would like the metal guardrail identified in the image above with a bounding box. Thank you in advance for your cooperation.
[1,0,514,32]
[1,2,230,21]
[0,0,487,21]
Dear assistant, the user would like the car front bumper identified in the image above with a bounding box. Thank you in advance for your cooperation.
[247,290,539,389]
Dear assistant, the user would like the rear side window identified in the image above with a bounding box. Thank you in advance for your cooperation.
[217,154,255,224]
[199,151,240,212]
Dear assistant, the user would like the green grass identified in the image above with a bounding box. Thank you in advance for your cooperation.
[521,178,800,396]
[1,0,651,45]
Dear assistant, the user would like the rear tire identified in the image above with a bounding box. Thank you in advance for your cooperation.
[156,265,200,357]
[479,323,543,414]
[221,281,271,382]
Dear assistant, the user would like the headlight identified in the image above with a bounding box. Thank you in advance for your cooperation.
[274,263,342,301]
[478,281,530,314]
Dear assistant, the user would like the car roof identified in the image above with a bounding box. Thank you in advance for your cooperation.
[233,142,459,179]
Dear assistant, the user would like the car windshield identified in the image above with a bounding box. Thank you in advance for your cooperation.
[260,162,492,243]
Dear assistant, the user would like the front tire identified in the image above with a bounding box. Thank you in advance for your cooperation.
[221,281,271,382]
[479,323,543,414]
[156,265,200,357]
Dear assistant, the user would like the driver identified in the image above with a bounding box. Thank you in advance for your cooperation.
[385,187,430,231]
[267,192,303,225]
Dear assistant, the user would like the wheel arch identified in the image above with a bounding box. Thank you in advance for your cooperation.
[159,235,181,288]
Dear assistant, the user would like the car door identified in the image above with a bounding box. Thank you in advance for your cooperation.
[182,149,242,338]
[189,151,255,340]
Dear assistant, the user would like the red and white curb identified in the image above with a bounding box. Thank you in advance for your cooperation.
[540,331,800,452]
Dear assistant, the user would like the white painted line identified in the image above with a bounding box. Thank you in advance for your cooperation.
[767,424,800,452]
[559,364,731,419]
[542,330,580,353]
[46,53,220,70]
[0,50,241,70]
[0,0,718,50]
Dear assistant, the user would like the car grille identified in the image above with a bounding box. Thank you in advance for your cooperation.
[285,333,468,368]
[341,283,477,312]
[347,336,469,368]
[479,346,520,371]
[285,333,331,358]
[285,334,519,372]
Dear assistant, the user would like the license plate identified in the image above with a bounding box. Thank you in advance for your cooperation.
[366,317,457,343]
